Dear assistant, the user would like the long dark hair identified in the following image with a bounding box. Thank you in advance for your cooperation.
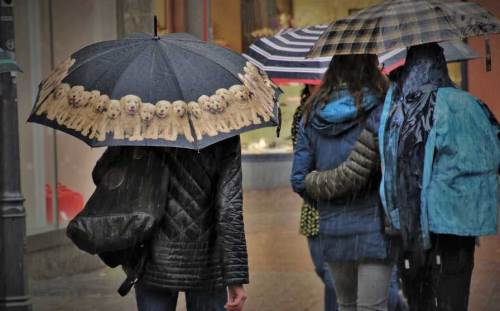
[303,54,389,125]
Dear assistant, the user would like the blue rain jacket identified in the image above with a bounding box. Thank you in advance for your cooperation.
[380,85,500,248]
[291,89,392,262]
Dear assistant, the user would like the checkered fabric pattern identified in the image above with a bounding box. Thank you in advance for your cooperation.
[308,0,500,57]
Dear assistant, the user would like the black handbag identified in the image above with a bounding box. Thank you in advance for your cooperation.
[67,147,168,255]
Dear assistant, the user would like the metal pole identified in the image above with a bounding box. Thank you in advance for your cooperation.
[0,0,32,310]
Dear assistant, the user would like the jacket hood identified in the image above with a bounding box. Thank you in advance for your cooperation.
[310,88,379,136]
[398,43,453,97]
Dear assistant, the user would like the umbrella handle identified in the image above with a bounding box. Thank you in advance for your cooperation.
[154,16,159,39]
[485,35,491,72]
[276,105,282,138]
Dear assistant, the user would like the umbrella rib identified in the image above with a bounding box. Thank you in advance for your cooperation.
[160,40,241,79]
[65,41,145,77]
[157,43,187,100]
[148,46,157,101]
[156,44,200,148]
[109,44,157,99]
[85,44,147,94]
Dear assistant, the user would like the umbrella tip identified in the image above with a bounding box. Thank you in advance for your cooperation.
[153,15,159,40]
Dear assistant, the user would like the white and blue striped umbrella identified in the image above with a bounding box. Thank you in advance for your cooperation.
[244,24,479,85]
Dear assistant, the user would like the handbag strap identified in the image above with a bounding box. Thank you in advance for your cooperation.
[117,148,170,296]
[117,244,148,296]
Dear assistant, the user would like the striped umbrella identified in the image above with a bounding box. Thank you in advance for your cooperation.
[244,25,479,85]
[308,0,500,58]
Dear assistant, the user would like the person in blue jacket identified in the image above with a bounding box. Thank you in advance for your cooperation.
[291,54,397,311]
[379,43,500,311]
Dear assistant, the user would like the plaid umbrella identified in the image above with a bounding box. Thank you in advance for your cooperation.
[308,0,500,57]
[0,48,21,73]
[244,25,479,85]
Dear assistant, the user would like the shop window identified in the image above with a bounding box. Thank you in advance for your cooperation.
[15,0,118,234]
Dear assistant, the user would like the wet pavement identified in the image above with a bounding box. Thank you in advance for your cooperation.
[31,188,500,311]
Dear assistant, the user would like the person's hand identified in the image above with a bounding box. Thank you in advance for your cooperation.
[225,285,247,311]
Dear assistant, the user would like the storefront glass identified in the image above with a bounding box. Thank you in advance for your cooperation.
[15,0,117,235]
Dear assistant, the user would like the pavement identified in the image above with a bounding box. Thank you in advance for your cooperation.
[30,188,500,311]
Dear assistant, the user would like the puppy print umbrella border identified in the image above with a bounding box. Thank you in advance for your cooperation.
[28,32,280,150]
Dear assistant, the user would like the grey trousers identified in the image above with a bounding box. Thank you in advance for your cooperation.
[328,261,393,311]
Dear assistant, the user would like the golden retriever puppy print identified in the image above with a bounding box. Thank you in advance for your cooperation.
[98,99,123,141]
[188,101,217,140]
[216,88,242,130]
[85,94,110,138]
[120,95,142,141]
[140,103,158,140]
[244,62,275,99]
[198,95,222,135]
[39,83,70,120]
[69,90,101,130]
[155,100,175,141]
[208,95,231,133]
[57,86,90,127]
[237,74,274,123]
[172,100,194,143]
[54,85,84,124]
[229,85,260,125]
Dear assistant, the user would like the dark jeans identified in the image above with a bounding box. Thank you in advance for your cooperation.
[135,285,227,311]
[308,236,338,311]
[388,266,409,311]
[399,234,476,311]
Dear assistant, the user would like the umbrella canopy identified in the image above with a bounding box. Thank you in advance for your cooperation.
[308,0,500,57]
[0,48,21,73]
[244,25,479,85]
[28,33,279,149]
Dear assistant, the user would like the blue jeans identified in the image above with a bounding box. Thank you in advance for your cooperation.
[135,285,227,311]
[308,236,338,311]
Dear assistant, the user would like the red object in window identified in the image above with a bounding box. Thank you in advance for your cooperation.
[45,183,84,224]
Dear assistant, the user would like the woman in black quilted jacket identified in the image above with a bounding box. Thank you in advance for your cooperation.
[92,136,248,311]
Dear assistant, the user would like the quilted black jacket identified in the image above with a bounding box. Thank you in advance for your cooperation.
[93,137,248,290]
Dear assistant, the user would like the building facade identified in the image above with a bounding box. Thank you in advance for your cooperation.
[11,0,499,278]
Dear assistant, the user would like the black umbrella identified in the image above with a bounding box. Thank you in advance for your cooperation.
[0,47,21,73]
[28,32,279,149]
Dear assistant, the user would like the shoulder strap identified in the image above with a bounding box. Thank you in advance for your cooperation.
[117,244,148,296]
